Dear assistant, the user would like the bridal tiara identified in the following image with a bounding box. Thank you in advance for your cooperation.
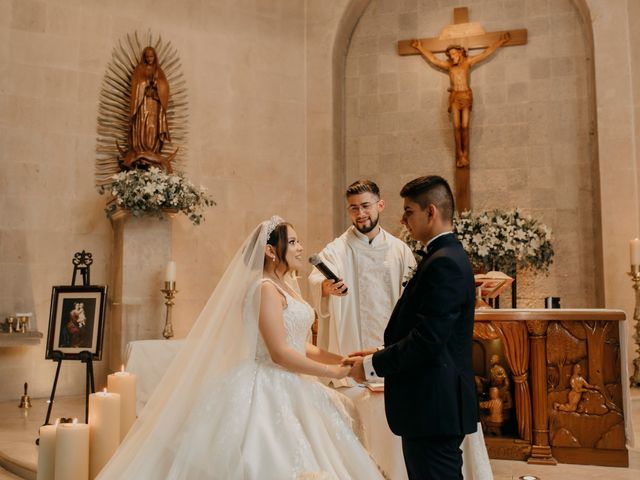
[266,215,285,238]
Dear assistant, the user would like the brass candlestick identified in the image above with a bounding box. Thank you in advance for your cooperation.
[161,281,177,339]
[5,316,15,333]
[18,316,29,333]
[630,265,640,387]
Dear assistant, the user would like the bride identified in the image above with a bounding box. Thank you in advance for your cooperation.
[97,216,385,479]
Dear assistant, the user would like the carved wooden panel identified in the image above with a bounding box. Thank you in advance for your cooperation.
[473,309,628,467]
[546,320,626,462]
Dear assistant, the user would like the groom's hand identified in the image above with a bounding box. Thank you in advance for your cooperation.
[347,348,377,357]
[343,356,366,383]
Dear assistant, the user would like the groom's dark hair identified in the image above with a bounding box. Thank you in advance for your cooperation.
[400,176,455,223]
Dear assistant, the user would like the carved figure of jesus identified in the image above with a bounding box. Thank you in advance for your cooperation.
[411,32,509,167]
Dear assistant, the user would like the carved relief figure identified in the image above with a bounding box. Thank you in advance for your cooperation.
[489,353,512,410]
[411,33,509,168]
[119,46,175,172]
[553,363,600,412]
[480,387,504,435]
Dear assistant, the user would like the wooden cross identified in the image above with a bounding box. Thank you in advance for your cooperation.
[397,7,527,212]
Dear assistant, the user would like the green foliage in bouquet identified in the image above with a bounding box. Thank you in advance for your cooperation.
[401,208,554,276]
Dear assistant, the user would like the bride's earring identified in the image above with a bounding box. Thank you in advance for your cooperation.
[272,256,276,262]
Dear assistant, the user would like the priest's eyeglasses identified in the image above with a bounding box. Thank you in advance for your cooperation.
[347,202,375,214]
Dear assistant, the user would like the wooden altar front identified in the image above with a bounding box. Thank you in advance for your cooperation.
[473,309,628,467]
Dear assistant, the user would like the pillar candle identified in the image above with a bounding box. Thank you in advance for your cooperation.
[165,261,176,282]
[631,238,640,266]
[88,391,120,479]
[107,369,137,440]
[37,424,56,480]
[54,421,89,480]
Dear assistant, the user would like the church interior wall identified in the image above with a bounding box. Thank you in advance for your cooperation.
[344,0,600,311]
[0,0,308,401]
[0,0,639,401]
[586,0,640,372]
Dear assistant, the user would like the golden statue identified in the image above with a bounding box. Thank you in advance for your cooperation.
[119,46,176,172]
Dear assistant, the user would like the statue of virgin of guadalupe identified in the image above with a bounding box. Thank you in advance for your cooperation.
[120,46,175,172]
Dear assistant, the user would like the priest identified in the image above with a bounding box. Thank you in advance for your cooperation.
[308,179,416,374]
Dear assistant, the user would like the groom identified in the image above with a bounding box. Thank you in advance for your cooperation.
[346,175,478,479]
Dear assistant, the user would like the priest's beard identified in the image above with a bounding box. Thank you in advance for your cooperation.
[354,214,379,234]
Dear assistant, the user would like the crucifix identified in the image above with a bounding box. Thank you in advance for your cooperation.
[397,7,527,212]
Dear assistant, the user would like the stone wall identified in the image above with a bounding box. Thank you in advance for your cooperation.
[1,0,639,402]
[0,0,308,401]
[344,0,600,308]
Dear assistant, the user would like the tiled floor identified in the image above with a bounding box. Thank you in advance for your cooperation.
[491,459,640,479]
[0,392,638,479]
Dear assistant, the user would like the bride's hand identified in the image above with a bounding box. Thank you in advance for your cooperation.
[328,364,351,379]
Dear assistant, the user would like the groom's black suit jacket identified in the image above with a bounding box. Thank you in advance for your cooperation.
[372,233,478,438]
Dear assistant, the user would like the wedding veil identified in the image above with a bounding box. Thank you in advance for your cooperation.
[97,218,280,479]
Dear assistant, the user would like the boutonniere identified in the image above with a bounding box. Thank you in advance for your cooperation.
[402,265,418,287]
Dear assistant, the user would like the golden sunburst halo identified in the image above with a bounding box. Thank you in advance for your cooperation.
[95,31,188,187]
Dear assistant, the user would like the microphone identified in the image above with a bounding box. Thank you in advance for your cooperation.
[309,255,348,293]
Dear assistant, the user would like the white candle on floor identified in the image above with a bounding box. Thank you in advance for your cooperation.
[88,390,120,479]
[37,423,56,480]
[107,367,137,440]
[54,420,89,480]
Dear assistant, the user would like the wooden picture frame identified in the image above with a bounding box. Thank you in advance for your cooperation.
[45,285,108,360]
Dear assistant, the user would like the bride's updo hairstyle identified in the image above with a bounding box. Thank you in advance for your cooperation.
[267,222,293,272]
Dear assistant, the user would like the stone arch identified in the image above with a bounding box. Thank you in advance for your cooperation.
[326,0,604,307]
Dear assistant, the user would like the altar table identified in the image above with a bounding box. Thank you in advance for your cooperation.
[473,308,634,467]
[125,339,185,414]
[125,339,492,479]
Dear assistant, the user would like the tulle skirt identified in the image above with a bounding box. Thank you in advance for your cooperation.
[99,360,384,479]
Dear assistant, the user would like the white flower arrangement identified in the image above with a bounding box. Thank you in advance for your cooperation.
[98,167,215,225]
[401,208,554,276]
[454,209,553,275]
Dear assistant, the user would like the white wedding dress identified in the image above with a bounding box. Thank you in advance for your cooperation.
[239,279,384,479]
[154,280,384,479]
[98,216,384,480]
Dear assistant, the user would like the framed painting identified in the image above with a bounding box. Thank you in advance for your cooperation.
[45,286,108,360]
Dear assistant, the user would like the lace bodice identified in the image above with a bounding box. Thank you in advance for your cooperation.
[255,279,315,363]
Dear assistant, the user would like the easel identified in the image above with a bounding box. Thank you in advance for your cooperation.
[42,251,96,430]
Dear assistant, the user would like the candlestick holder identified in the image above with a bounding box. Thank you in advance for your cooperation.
[5,316,15,333]
[161,281,178,339]
[18,316,29,333]
[629,265,640,387]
